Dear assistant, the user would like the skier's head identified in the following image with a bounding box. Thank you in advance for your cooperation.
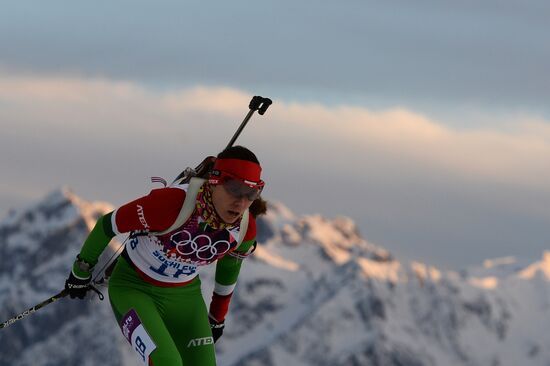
[208,146,265,223]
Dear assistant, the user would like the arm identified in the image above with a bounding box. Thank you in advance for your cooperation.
[209,216,257,322]
[65,188,186,298]
[65,212,117,299]
[74,187,186,273]
[73,212,116,276]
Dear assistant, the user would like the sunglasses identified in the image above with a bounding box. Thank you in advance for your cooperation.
[221,177,264,201]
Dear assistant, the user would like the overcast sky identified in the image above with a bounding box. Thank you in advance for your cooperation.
[1,1,549,270]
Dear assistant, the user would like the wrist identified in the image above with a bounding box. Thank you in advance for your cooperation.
[208,314,224,324]
[209,291,232,322]
[208,313,225,343]
[72,255,94,279]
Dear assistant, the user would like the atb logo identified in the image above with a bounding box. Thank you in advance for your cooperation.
[136,205,150,230]
[187,336,214,348]
[170,230,231,261]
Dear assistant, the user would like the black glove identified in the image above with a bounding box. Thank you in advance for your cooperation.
[65,272,92,299]
[64,255,93,299]
[209,315,225,343]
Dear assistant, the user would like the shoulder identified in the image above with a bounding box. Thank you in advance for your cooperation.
[147,186,187,204]
[243,213,256,242]
[127,187,187,215]
[112,187,187,233]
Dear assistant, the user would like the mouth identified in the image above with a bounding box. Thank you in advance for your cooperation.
[227,210,240,219]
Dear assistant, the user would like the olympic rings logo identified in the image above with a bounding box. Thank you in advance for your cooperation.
[170,230,231,261]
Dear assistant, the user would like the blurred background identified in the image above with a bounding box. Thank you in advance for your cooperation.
[1,0,549,270]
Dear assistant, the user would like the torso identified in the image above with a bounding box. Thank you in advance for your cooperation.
[112,183,246,285]
[126,212,243,283]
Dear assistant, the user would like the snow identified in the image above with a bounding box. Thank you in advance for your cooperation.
[254,245,300,271]
[483,256,517,269]
[518,251,550,280]
[411,261,442,283]
[1,189,550,366]
[469,276,499,289]
[357,257,402,283]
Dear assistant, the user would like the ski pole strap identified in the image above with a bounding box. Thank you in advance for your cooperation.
[89,285,105,301]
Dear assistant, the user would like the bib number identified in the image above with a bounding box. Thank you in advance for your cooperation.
[120,309,157,365]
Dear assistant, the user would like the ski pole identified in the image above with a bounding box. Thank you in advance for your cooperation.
[0,283,106,330]
[2,97,272,331]
[92,236,129,286]
[97,95,272,281]
[0,290,68,329]
[173,95,272,184]
[225,95,272,150]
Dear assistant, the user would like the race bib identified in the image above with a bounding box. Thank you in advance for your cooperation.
[120,309,157,365]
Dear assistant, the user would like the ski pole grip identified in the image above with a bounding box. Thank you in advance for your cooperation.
[258,98,272,115]
[249,96,272,115]
[224,95,273,151]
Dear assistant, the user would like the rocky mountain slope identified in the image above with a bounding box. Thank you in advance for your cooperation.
[0,189,548,366]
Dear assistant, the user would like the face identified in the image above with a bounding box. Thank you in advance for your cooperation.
[211,184,255,224]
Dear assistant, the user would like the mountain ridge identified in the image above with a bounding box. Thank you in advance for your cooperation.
[0,188,548,366]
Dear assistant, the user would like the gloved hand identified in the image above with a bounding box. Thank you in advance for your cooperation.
[64,255,93,299]
[209,315,225,343]
[65,272,91,299]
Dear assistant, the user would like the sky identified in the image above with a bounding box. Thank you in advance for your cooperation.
[0,0,549,270]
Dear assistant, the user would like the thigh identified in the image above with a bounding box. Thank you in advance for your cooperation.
[160,285,217,366]
[109,262,183,366]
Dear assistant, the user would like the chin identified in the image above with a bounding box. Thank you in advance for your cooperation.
[225,217,239,224]
[222,214,241,224]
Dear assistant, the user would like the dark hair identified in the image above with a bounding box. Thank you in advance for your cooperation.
[217,145,267,217]
[217,145,260,163]
[249,197,268,217]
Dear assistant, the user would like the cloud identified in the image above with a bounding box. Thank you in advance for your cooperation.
[1,72,548,268]
[265,101,550,193]
[2,72,549,190]
[1,0,549,113]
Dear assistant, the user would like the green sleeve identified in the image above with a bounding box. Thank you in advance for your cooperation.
[73,212,116,277]
[214,239,256,285]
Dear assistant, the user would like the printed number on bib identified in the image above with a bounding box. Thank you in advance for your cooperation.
[120,309,157,365]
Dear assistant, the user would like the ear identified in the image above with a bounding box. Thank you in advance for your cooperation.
[249,197,268,216]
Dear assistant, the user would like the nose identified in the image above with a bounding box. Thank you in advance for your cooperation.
[232,195,249,207]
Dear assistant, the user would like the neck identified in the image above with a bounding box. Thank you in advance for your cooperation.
[197,184,236,230]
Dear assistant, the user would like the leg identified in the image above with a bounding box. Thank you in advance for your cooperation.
[109,260,183,366]
[156,279,217,366]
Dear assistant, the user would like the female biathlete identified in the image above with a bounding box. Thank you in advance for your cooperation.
[64,145,266,366]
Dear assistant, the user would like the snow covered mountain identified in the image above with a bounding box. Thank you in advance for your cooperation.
[0,189,549,366]
[0,188,139,366]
